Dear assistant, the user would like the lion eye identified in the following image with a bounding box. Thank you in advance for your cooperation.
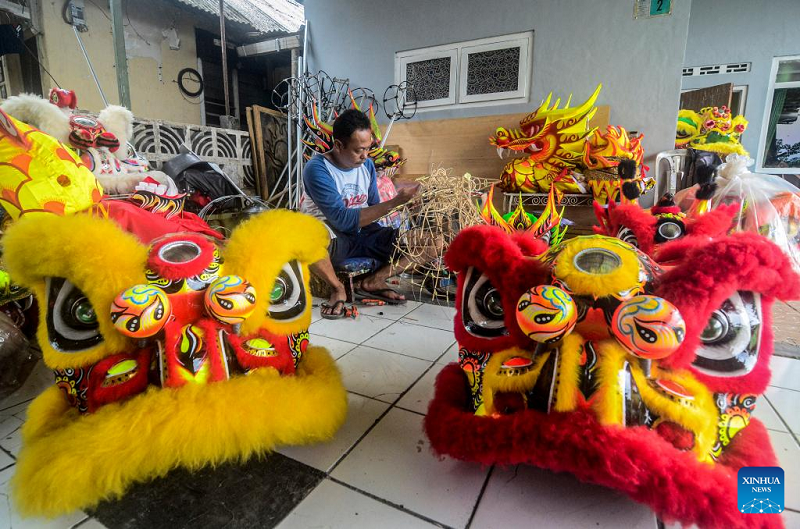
[461,267,508,338]
[46,277,103,352]
[692,291,761,377]
[268,260,306,321]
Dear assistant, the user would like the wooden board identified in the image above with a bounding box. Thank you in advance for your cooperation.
[245,107,263,197]
[680,84,732,112]
[248,105,288,200]
[383,106,610,181]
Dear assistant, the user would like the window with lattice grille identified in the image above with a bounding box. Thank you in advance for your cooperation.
[395,31,532,110]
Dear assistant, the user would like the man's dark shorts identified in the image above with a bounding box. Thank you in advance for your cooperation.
[329,223,398,268]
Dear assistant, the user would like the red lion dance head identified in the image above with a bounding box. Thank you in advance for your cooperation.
[425,203,798,528]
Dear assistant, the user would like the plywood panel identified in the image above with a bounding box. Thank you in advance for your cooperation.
[383,106,610,181]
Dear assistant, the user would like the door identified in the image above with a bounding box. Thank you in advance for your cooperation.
[680,83,733,111]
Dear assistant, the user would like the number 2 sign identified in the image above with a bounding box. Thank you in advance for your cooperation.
[650,0,671,15]
[634,0,672,18]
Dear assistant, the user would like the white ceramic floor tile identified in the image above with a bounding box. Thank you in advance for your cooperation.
[438,342,459,365]
[401,303,456,331]
[331,407,489,528]
[0,415,22,440]
[753,398,789,433]
[0,425,22,457]
[0,450,12,470]
[310,314,393,344]
[336,346,432,403]
[362,321,455,362]
[0,401,31,421]
[309,334,359,360]
[0,465,89,528]
[277,479,435,529]
[0,360,52,411]
[765,387,800,435]
[357,300,421,320]
[770,355,800,391]
[471,465,657,529]
[782,509,800,528]
[769,430,800,511]
[279,393,390,472]
[396,363,447,415]
[662,522,697,529]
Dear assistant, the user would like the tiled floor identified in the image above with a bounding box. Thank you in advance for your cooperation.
[0,299,798,529]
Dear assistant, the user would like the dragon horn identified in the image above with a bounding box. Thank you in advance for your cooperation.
[536,92,553,114]
[571,84,602,118]
[368,104,382,141]
[349,89,360,111]
[479,184,513,234]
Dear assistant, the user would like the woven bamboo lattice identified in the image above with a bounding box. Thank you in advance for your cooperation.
[393,167,490,302]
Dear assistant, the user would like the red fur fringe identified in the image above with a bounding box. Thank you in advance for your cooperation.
[686,202,737,238]
[656,233,800,393]
[593,200,657,254]
[424,364,784,529]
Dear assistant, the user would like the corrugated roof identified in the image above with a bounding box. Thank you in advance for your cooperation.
[175,0,304,35]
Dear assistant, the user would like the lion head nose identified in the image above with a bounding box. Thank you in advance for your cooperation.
[111,284,172,339]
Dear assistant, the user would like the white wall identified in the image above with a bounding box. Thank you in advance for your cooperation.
[304,0,692,163]
[682,0,800,159]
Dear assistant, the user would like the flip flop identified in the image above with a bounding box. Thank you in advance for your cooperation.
[320,300,347,320]
[354,287,407,305]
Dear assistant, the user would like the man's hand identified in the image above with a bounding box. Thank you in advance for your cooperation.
[357,182,421,228]
[393,183,421,206]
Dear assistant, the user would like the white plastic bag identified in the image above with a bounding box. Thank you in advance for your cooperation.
[678,154,800,271]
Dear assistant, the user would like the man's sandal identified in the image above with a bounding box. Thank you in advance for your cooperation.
[320,300,347,320]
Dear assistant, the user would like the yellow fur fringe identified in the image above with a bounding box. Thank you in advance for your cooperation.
[3,214,147,369]
[552,236,642,298]
[12,347,346,518]
[632,365,717,461]
[481,348,547,414]
[224,209,329,337]
[552,333,584,412]
[591,339,629,425]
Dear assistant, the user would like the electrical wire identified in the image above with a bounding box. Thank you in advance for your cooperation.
[85,0,112,21]
[124,0,150,46]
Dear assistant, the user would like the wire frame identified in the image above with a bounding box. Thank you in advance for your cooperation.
[393,166,490,303]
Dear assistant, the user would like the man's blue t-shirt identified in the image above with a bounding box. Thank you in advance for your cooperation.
[299,154,381,236]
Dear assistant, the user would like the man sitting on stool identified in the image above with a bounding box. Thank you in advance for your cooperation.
[301,109,420,319]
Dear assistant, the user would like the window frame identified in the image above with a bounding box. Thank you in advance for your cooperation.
[395,31,533,112]
[395,47,458,108]
[757,54,800,174]
[731,84,748,116]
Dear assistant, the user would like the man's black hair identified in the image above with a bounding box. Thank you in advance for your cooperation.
[333,109,372,145]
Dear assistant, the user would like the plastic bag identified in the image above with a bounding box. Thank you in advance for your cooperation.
[677,154,800,271]
[376,171,404,229]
